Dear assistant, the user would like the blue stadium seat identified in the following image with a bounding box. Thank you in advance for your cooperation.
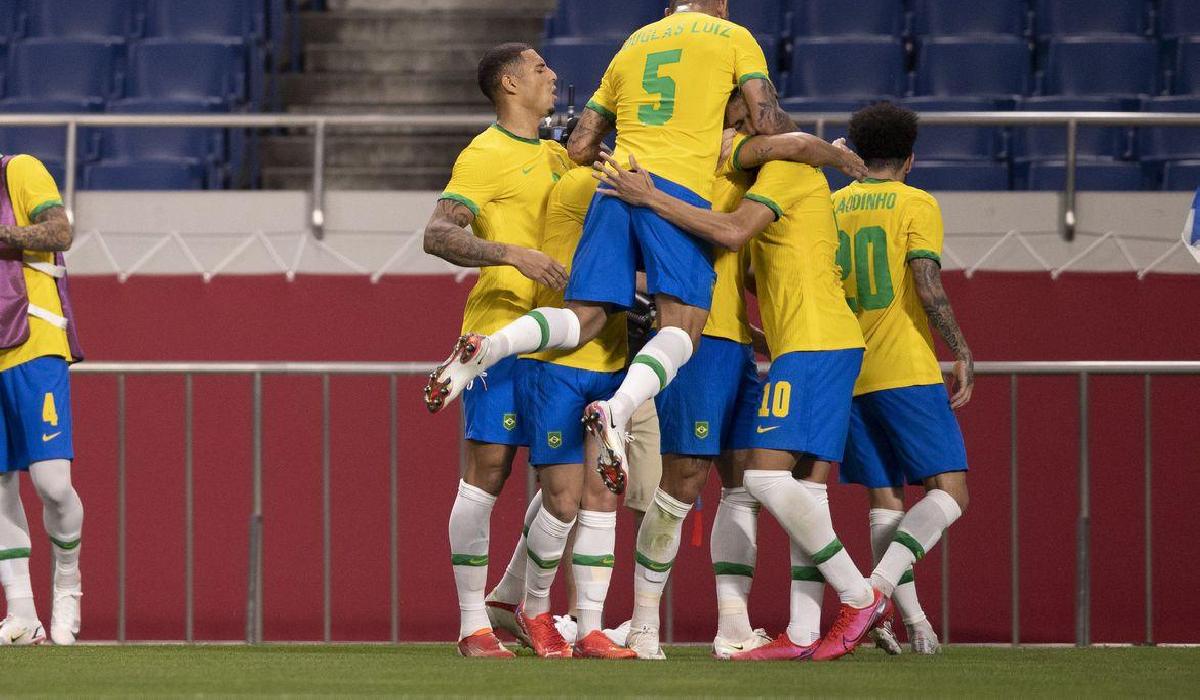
[0,0,26,40]
[1175,37,1200,95]
[915,37,1031,97]
[549,0,661,39]
[0,98,102,166]
[129,39,247,107]
[1160,0,1200,38]
[25,0,139,39]
[104,98,225,164]
[1139,97,1200,161]
[786,37,907,98]
[730,0,786,37]
[1019,160,1146,190]
[1012,97,1136,160]
[781,97,875,144]
[901,97,1010,160]
[145,0,263,41]
[1041,37,1158,97]
[911,0,1026,37]
[1161,160,1200,190]
[7,39,126,108]
[540,37,622,108]
[791,0,905,38]
[84,159,208,190]
[907,161,1011,191]
[1033,0,1149,37]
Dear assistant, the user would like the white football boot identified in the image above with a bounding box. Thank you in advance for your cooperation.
[870,616,903,655]
[552,614,578,645]
[582,400,630,494]
[602,619,631,647]
[483,597,530,647]
[908,620,941,655]
[712,628,773,660]
[423,333,491,414]
[0,615,46,645]
[50,583,82,646]
[625,623,666,660]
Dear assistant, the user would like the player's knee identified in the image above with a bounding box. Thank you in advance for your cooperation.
[540,490,580,522]
[660,458,708,503]
[566,302,608,344]
[31,473,75,508]
[463,461,510,496]
[868,487,905,511]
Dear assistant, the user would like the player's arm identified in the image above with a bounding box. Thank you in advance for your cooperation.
[0,205,72,252]
[423,199,567,290]
[594,153,772,251]
[566,106,615,165]
[736,133,868,181]
[739,78,795,136]
[909,257,974,409]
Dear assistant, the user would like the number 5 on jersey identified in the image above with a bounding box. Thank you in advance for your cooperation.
[639,50,682,126]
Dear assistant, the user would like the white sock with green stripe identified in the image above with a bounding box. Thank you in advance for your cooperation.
[711,487,759,642]
[869,508,924,624]
[488,307,581,361]
[449,479,496,639]
[488,490,543,607]
[0,474,36,620]
[609,327,693,428]
[871,490,962,597]
[787,480,829,645]
[631,487,691,630]
[523,506,575,617]
[30,460,82,590]
[572,509,616,637]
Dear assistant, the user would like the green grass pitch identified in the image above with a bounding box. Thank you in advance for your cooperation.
[6,645,1198,696]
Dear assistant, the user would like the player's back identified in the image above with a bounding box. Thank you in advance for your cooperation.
[831,179,945,395]
[701,133,755,344]
[587,12,769,199]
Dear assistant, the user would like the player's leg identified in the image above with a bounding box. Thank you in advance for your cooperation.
[519,461,581,658]
[28,460,82,646]
[0,473,45,645]
[866,488,907,656]
[484,488,541,646]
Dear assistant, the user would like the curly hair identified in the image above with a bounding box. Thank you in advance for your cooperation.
[848,101,919,170]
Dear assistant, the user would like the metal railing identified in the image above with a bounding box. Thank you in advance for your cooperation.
[70,359,1199,645]
[3,111,1199,242]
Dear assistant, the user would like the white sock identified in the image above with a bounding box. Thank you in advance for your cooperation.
[523,506,575,617]
[30,460,82,589]
[489,490,543,606]
[711,487,758,642]
[872,490,962,597]
[743,471,872,608]
[870,508,925,624]
[572,509,616,637]
[631,487,691,629]
[609,327,693,427]
[0,474,36,620]
[448,479,496,639]
[787,481,828,645]
[488,307,582,361]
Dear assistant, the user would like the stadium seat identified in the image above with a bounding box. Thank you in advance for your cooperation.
[84,159,209,190]
[145,0,263,41]
[1011,97,1136,160]
[7,39,126,108]
[729,0,786,37]
[1159,0,1200,38]
[901,97,1010,160]
[786,37,906,98]
[790,0,905,38]
[540,37,622,108]
[1139,97,1200,161]
[1161,160,1200,190]
[1018,160,1146,190]
[548,0,661,39]
[1175,37,1200,95]
[1033,0,1149,37]
[907,161,1011,191]
[915,37,1031,97]
[911,0,1026,37]
[0,98,102,166]
[0,0,25,40]
[780,97,876,145]
[129,39,247,107]
[25,0,139,39]
[104,98,225,165]
[1040,37,1158,97]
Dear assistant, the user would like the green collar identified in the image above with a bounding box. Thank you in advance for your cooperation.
[862,177,895,184]
[491,123,540,146]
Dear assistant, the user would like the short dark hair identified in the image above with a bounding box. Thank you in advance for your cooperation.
[477,42,533,104]
[848,101,919,170]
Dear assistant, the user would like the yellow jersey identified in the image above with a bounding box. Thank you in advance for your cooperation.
[702,133,752,344]
[0,154,71,371]
[441,124,573,336]
[525,168,628,373]
[831,179,945,395]
[587,11,770,199]
[745,160,864,358]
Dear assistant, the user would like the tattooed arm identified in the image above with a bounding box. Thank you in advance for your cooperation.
[735,133,868,181]
[739,78,796,136]
[422,198,567,290]
[566,107,615,165]
[0,205,72,252]
[910,257,974,408]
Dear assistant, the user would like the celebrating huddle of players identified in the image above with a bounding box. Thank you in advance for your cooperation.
[422,0,973,661]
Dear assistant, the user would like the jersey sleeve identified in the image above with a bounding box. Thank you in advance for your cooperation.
[585,57,618,123]
[8,155,63,221]
[732,27,771,87]
[744,161,799,222]
[720,131,751,176]
[903,196,945,265]
[440,144,500,217]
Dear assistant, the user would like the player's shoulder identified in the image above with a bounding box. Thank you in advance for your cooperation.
[894,182,941,214]
[5,153,49,173]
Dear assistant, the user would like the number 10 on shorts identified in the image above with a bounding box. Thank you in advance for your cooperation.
[758,381,791,419]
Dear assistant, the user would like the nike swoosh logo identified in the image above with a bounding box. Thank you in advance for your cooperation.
[728,643,744,650]
[42,432,62,442]
[522,165,536,175]
[756,426,780,434]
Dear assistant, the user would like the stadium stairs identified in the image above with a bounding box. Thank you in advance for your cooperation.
[262,0,556,189]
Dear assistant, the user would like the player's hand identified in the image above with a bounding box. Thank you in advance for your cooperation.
[832,138,869,181]
[593,152,657,207]
[509,246,567,291]
[948,355,974,409]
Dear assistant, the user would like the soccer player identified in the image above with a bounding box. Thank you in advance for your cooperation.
[595,134,887,663]
[424,0,796,494]
[421,43,572,658]
[832,102,973,655]
[0,154,85,646]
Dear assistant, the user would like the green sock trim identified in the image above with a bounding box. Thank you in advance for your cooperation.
[898,568,915,585]
[894,531,926,561]
[0,547,31,561]
[527,310,551,351]
[631,355,668,390]
[572,553,615,568]
[811,539,844,566]
[635,550,673,573]
[450,553,489,567]
[526,546,561,570]
[49,536,80,551]
[791,565,825,582]
[713,561,754,577]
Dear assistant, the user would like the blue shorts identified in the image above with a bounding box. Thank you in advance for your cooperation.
[656,336,762,457]
[462,355,526,446]
[840,383,969,489]
[0,356,74,472]
[515,358,624,467]
[750,349,863,462]
[565,174,716,311]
